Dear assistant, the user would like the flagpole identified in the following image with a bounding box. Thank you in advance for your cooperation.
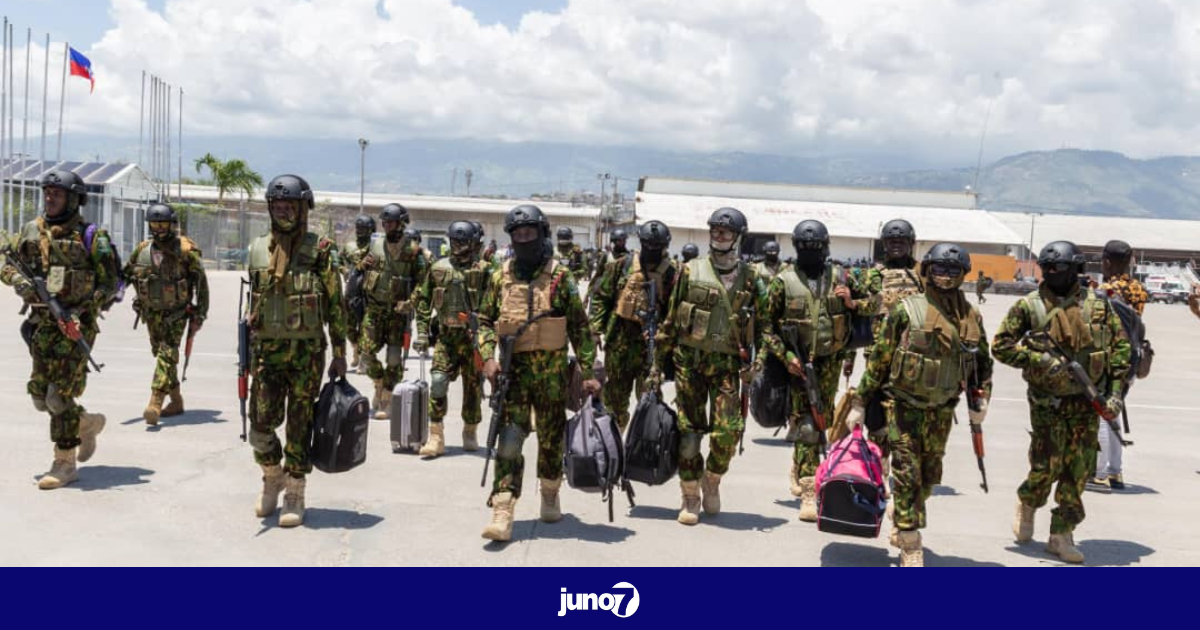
[8,23,16,232]
[21,26,30,228]
[149,75,156,186]
[138,70,144,168]
[177,87,182,200]
[39,32,48,215]
[56,41,65,160]
[165,81,171,201]
[1,17,8,232]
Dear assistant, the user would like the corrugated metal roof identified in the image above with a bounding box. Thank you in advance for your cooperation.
[0,158,140,185]
[989,211,1200,253]
[639,176,980,210]
[636,191,1024,246]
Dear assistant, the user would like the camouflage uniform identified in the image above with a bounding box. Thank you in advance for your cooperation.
[125,236,210,396]
[754,260,783,283]
[477,258,596,500]
[359,236,430,392]
[554,243,587,283]
[992,285,1130,535]
[759,263,875,481]
[340,238,370,360]
[415,255,490,429]
[857,293,993,531]
[589,254,678,429]
[1,217,117,448]
[1100,274,1148,316]
[658,257,765,481]
[246,232,347,476]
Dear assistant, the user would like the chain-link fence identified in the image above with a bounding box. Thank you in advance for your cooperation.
[177,202,359,270]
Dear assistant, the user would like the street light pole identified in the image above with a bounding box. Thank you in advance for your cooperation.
[358,138,368,214]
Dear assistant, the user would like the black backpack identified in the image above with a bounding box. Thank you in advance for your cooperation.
[311,377,371,473]
[564,396,633,521]
[624,391,680,487]
[1101,291,1153,385]
[750,355,790,429]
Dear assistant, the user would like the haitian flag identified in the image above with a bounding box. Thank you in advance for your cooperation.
[69,47,94,93]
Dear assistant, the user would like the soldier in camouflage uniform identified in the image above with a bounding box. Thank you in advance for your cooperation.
[1,170,115,489]
[554,226,587,283]
[850,243,993,567]
[842,219,922,447]
[680,243,699,264]
[125,203,210,426]
[754,241,783,282]
[246,174,347,528]
[341,215,375,373]
[657,207,764,525]
[590,221,677,430]
[358,204,430,419]
[993,240,1130,564]
[413,221,489,458]
[478,205,599,542]
[759,220,876,522]
[1093,239,1148,490]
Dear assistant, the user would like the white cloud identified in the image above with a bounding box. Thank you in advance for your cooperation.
[12,0,1200,161]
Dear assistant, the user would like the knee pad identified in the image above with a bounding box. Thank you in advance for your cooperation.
[796,414,821,445]
[386,345,405,368]
[248,426,275,453]
[496,425,526,461]
[45,385,72,415]
[430,371,450,398]
[679,432,703,459]
[31,395,47,412]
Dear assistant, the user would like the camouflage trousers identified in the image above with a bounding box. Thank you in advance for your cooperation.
[26,311,98,449]
[360,306,409,390]
[1017,394,1099,535]
[142,309,188,393]
[430,326,482,426]
[249,339,325,476]
[602,319,651,430]
[886,400,955,530]
[792,354,843,479]
[673,346,744,482]
[491,349,568,500]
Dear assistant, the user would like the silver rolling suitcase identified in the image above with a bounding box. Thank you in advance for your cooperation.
[390,353,429,452]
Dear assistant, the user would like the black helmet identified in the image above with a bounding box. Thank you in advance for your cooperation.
[556,226,574,241]
[763,240,781,256]
[145,202,177,223]
[1038,241,1085,271]
[792,220,830,257]
[707,207,748,235]
[42,169,88,202]
[880,219,916,243]
[404,228,421,243]
[638,221,671,248]
[920,242,972,275]
[380,203,409,224]
[354,214,376,231]
[681,243,699,261]
[264,174,314,208]
[611,228,628,243]
[506,204,550,239]
[447,220,477,243]
[470,221,485,243]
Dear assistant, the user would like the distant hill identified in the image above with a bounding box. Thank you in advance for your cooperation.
[59,135,1200,219]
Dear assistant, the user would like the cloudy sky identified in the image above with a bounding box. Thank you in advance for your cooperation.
[3,0,1200,162]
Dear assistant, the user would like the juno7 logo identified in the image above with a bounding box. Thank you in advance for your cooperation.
[557,582,640,617]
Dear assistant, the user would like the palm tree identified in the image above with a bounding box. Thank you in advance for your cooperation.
[193,153,264,205]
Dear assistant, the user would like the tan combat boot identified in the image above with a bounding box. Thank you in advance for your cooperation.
[539,478,563,523]
[161,387,185,417]
[143,391,166,426]
[897,530,924,567]
[701,471,722,515]
[789,461,804,497]
[482,492,517,542]
[798,476,819,522]
[1013,500,1036,543]
[677,480,701,525]
[462,424,479,452]
[38,447,78,490]
[77,413,106,463]
[375,386,392,420]
[419,422,445,458]
[1047,532,1085,564]
[279,475,306,528]
[255,464,287,517]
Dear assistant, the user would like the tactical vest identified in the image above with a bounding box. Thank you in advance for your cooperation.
[876,264,923,315]
[887,295,980,409]
[341,241,368,267]
[16,220,97,308]
[430,257,488,329]
[614,256,671,324]
[756,261,782,280]
[778,265,850,358]
[364,236,420,312]
[676,258,755,356]
[130,238,194,312]
[1022,290,1111,396]
[248,233,325,340]
[496,259,568,353]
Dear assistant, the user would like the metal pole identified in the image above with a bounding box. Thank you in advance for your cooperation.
[21,27,30,227]
[165,81,171,201]
[56,42,65,160]
[8,24,15,232]
[138,70,144,168]
[177,87,182,200]
[358,137,368,213]
[1028,214,1037,262]
[39,32,48,215]
[150,76,157,187]
[1,18,8,233]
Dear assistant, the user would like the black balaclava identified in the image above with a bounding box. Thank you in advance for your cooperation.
[640,246,664,269]
[1044,267,1078,296]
